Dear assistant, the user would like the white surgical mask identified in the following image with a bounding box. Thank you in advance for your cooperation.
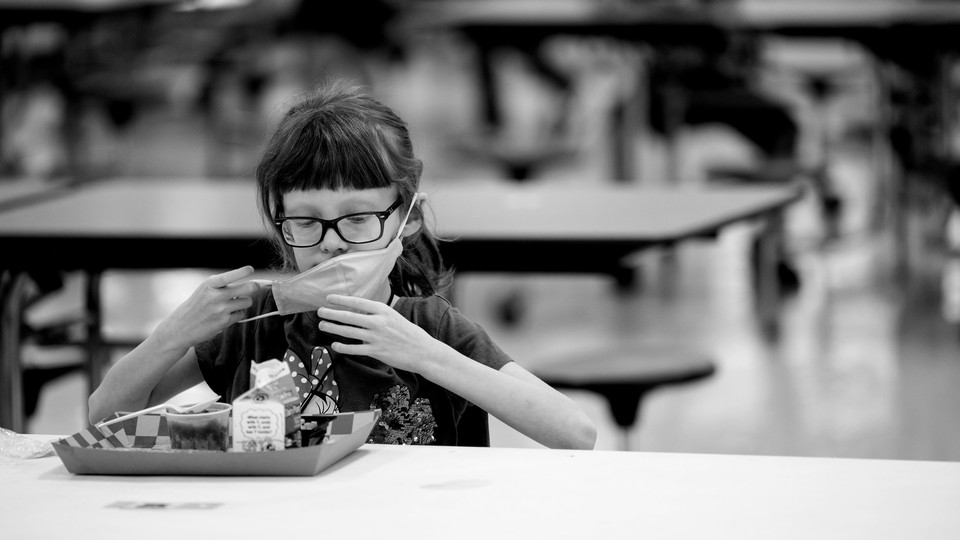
[240,193,422,323]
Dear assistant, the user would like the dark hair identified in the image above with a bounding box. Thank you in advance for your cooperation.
[256,80,452,297]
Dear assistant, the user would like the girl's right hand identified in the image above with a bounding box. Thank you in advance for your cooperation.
[153,266,261,349]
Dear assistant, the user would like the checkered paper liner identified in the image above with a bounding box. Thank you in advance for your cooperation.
[53,412,170,450]
[326,410,378,443]
[53,410,378,451]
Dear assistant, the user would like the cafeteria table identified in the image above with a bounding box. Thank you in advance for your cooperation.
[0,177,802,431]
[0,178,76,212]
[3,437,960,539]
[402,0,960,180]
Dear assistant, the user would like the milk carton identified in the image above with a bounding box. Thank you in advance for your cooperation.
[232,359,301,451]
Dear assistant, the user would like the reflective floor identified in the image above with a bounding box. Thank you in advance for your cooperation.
[21,35,960,460]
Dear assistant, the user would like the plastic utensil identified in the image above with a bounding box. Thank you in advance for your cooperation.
[96,396,221,429]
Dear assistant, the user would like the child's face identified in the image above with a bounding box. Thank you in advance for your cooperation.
[282,187,405,272]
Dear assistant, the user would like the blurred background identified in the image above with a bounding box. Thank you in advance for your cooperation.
[3,0,960,458]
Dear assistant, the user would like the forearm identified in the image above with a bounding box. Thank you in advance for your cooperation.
[419,342,597,450]
[87,267,258,423]
[86,331,192,423]
[316,295,596,448]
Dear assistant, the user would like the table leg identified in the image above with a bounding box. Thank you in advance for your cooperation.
[0,271,29,432]
[477,42,500,128]
[755,211,784,337]
[610,97,636,183]
[84,271,105,402]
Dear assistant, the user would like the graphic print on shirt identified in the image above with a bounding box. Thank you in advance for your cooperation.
[368,384,436,445]
[285,346,339,415]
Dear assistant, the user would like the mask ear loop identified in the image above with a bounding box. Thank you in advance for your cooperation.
[394,192,424,240]
[237,309,280,323]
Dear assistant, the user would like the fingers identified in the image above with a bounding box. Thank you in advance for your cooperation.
[226,296,254,313]
[317,305,368,327]
[318,320,366,340]
[326,294,383,313]
[330,341,367,356]
[233,281,263,297]
[207,266,255,288]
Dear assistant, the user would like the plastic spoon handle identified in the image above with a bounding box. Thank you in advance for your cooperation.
[95,403,167,428]
[96,396,221,428]
[167,396,220,414]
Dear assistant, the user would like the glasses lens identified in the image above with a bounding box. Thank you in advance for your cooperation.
[281,219,322,247]
[336,214,383,243]
[279,213,384,246]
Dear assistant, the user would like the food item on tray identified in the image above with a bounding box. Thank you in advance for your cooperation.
[166,403,232,451]
[300,415,336,447]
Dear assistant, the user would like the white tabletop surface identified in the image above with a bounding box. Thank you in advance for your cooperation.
[0,178,72,209]
[3,439,959,539]
[0,0,180,11]
[0,177,800,241]
[406,0,960,28]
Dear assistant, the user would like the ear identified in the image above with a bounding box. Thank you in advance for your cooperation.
[401,208,422,238]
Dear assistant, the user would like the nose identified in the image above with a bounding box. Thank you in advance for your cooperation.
[318,223,348,254]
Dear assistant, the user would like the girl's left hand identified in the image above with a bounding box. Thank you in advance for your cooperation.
[318,294,441,373]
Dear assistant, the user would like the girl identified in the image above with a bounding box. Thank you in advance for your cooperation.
[88,81,596,450]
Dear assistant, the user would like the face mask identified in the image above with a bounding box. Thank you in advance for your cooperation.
[240,193,422,323]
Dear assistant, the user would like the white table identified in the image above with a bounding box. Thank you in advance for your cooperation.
[3,440,960,539]
[0,178,75,212]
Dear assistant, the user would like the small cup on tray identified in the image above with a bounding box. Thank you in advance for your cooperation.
[167,403,232,451]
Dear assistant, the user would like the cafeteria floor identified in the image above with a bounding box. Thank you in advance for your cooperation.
[20,35,960,460]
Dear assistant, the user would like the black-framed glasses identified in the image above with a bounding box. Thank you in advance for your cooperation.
[275,197,403,247]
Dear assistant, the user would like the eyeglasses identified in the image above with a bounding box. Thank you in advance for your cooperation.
[275,197,403,247]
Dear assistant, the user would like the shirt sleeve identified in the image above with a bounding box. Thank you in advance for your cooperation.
[427,296,515,371]
[193,287,276,401]
[194,333,227,399]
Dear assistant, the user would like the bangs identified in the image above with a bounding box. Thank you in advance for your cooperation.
[256,82,422,233]
[254,81,444,283]
[269,111,398,194]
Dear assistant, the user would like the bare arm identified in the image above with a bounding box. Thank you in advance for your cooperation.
[318,295,597,450]
[87,266,260,422]
[87,339,202,423]
[417,342,596,449]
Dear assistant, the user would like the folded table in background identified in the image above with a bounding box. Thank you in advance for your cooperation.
[0,177,802,432]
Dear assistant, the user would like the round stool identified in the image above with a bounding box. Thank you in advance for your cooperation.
[532,341,717,450]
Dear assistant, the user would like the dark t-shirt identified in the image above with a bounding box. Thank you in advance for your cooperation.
[194,289,513,446]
